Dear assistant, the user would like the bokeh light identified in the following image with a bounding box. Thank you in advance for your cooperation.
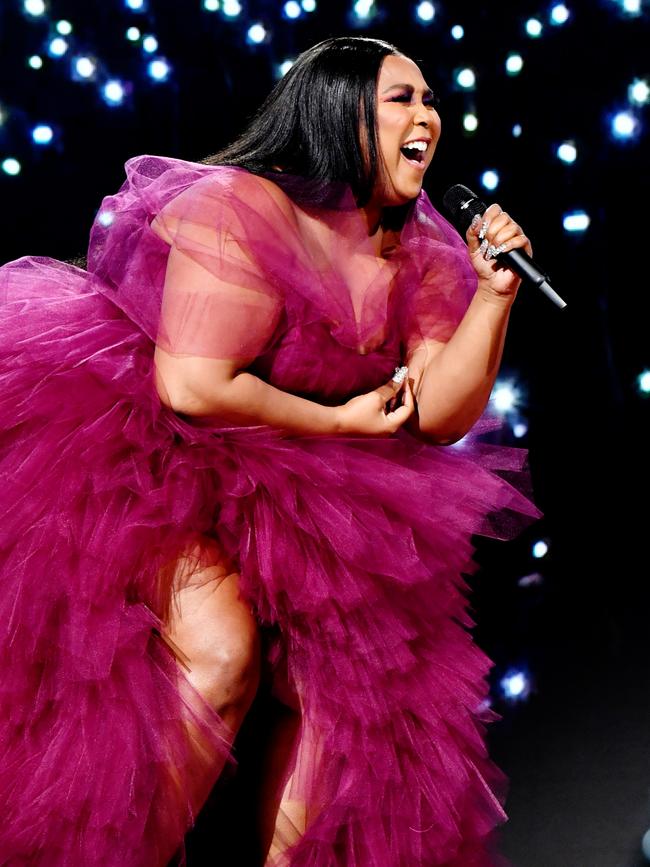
[525,17,543,37]
[32,124,54,145]
[416,2,435,22]
[563,210,590,232]
[481,170,499,191]
[455,67,476,89]
[557,141,577,163]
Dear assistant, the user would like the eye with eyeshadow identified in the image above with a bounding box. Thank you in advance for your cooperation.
[388,90,440,108]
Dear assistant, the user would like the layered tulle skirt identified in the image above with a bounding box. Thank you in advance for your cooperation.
[0,256,537,865]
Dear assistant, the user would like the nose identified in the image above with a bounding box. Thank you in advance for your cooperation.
[413,102,433,129]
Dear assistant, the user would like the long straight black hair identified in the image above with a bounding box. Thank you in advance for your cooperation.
[202,36,405,209]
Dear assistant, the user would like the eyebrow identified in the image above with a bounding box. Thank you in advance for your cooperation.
[381,83,435,97]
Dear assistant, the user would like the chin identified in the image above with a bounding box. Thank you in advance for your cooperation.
[388,187,422,206]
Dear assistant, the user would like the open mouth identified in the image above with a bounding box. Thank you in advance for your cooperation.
[399,142,428,168]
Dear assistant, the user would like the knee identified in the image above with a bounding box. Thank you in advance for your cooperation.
[190,621,262,715]
[211,628,262,705]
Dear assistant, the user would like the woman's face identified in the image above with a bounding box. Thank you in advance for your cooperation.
[371,54,441,207]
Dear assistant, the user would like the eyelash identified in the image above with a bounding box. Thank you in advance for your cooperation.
[390,93,440,108]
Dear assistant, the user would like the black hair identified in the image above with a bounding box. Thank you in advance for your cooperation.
[202,36,405,210]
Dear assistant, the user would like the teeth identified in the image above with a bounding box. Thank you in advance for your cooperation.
[403,141,428,152]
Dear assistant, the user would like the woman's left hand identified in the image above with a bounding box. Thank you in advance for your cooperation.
[466,203,533,300]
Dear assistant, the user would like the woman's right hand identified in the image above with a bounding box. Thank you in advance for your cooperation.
[335,371,415,436]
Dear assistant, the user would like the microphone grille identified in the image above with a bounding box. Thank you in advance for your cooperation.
[442,184,486,233]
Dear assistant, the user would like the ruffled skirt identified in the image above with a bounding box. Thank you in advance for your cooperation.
[0,257,537,866]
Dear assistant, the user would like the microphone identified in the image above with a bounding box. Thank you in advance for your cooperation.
[442,184,567,309]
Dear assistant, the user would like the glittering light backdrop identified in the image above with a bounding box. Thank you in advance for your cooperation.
[1,2,649,859]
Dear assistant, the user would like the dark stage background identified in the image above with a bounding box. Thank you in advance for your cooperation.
[1,1,649,864]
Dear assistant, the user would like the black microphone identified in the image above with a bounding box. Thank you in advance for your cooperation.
[442,184,567,309]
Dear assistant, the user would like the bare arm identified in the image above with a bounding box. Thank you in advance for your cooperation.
[404,203,531,444]
[155,348,414,438]
[155,348,340,435]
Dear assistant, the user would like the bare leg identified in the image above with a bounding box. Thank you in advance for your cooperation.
[163,538,262,816]
[257,704,304,863]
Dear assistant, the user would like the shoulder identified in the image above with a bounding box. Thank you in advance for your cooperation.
[158,165,298,232]
[183,165,294,210]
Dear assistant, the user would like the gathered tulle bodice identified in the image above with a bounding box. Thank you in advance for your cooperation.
[87,155,478,405]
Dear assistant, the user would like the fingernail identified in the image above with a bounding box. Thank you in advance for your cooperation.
[392,365,408,383]
[478,220,489,241]
[470,214,481,230]
[479,238,489,256]
[485,244,499,261]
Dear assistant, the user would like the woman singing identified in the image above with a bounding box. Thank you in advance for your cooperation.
[0,36,538,866]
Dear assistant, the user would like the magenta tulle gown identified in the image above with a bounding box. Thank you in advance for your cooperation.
[0,156,538,866]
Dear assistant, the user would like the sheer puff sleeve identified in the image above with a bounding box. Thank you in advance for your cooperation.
[397,191,478,354]
[152,171,299,361]
[88,159,294,363]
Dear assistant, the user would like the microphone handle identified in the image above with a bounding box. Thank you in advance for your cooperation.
[499,248,567,309]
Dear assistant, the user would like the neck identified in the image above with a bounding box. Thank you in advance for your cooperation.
[359,201,383,238]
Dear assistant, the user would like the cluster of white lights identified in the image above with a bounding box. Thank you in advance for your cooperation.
[11,0,327,173]
[281,0,317,15]
[609,74,648,141]
[21,5,176,117]
[4,0,645,199]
